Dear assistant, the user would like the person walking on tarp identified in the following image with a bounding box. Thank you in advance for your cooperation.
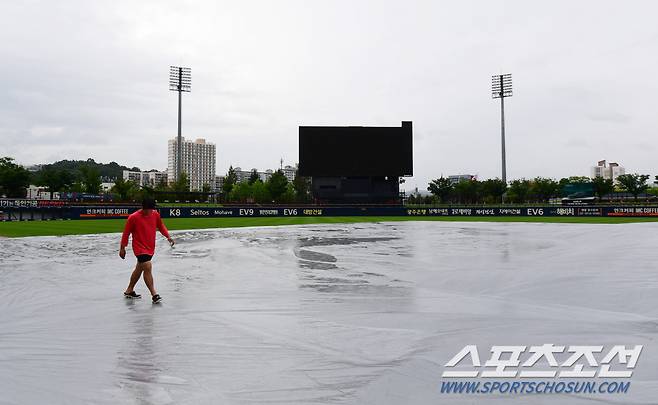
[119,198,174,303]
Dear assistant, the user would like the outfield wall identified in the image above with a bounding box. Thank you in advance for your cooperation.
[4,205,658,221]
[137,206,658,218]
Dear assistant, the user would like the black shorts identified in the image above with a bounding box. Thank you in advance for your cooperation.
[136,254,153,263]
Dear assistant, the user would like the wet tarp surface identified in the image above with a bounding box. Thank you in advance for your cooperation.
[1,222,657,404]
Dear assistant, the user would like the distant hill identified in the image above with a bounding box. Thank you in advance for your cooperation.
[38,158,142,180]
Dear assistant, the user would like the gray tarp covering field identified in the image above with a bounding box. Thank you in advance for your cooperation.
[1,222,657,404]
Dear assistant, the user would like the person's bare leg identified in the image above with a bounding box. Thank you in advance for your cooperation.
[142,261,157,296]
[125,263,143,294]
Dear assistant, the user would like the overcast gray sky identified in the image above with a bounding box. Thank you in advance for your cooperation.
[2,0,658,191]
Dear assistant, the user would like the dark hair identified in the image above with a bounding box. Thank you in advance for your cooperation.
[142,198,157,209]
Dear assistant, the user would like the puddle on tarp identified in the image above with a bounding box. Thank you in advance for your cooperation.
[1,221,657,404]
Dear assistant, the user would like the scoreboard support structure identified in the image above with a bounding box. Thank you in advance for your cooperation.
[298,121,413,204]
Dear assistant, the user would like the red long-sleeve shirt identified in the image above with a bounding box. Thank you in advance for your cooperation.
[120,209,170,256]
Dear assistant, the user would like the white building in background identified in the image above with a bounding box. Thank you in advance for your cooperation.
[261,169,273,182]
[591,160,625,182]
[144,171,168,187]
[26,185,56,199]
[101,182,115,193]
[214,175,225,192]
[123,170,143,184]
[448,174,477,184]
[167,137,216,191]
[232,167,275,183]
[233,166,251,183]
[282,165,296,182]
[228,166,295,184]
[233,167,251,183]
[122,170,168,188]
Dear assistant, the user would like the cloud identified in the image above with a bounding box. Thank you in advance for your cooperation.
[2,0,658,190]
[586,112,632,124]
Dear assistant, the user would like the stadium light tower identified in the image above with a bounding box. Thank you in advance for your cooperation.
[492,73,512,184]
[169,66,191,182]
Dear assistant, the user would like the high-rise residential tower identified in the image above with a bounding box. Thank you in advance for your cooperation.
[167,137,216,191]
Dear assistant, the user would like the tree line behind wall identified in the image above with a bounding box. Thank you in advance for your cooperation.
[0,157,105,198]
[0,157,138,198]
[1,155,655,204]
[0,156,314,203]
[219,167,311,204]
[414,174,654,204]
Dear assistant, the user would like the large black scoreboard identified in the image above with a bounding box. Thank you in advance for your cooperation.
[298,122,413,203]
[298,121,413,177]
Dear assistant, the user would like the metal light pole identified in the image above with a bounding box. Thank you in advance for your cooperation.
[492,74,512,184]
[169,66,191,182]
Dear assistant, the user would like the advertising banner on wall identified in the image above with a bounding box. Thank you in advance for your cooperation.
[55,205,658,220]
